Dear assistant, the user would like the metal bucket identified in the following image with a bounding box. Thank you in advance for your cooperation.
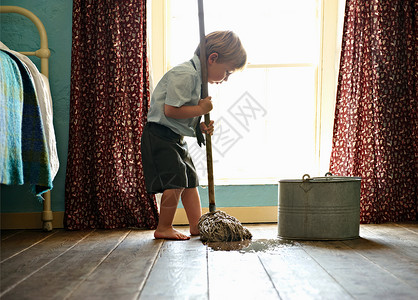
[278,173,361,240]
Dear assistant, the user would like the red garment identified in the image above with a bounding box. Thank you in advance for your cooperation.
[65,0,158,229]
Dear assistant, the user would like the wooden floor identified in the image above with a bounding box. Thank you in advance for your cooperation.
[1,222,417,300]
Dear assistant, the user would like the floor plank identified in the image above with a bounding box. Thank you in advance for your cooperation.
[1,230,23,241]
[0,230,56,261]
[0,230,93,296]
[300,240,418,299]
[258,245,352,300]
[1,229,128,300]
[365,223,418,246]
[360,224,418,261]
[208,249,279,300]
[66,229,163,300]
[243,223,278,240]
[395,222,418,233]
[1,223,417,300]
[140,229,208,300]
[342,237,418,290]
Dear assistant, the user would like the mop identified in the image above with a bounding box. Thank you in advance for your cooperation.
[196,0,252,243]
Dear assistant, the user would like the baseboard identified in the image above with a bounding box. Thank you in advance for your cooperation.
[1,211,65,230]
[173,206,278,225]
[0,206,278,229]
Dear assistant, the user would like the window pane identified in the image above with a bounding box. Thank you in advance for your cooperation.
[169,0,319,66]
[168,0,320,184]
[185,67,317,184]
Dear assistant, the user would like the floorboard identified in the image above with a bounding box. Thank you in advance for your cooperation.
[0,222,417,300]
[1,230,126,300]
[140,229,208,300]
[360,224,418,261]
[258,246,352,300]
[67,230,162,300]
[396,222,418,233]
[342,235,418,290]
[208,250,279,300]
[0,230,92,296]
[0,229,57,261]
[1,230,23,241]
[300,239,418,299]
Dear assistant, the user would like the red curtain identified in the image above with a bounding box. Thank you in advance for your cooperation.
[65,0,158,229]
[330,0,417,223]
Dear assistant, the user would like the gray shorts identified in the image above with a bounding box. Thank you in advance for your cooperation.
[141,122,199,194]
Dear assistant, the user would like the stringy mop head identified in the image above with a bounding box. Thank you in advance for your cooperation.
[198,210,252,242]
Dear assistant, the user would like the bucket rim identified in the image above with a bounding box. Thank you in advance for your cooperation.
[279,176,361,183]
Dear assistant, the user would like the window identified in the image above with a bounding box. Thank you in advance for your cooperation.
[150,0,345,185]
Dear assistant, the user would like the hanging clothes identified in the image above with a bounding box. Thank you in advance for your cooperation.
[0,49,53,197]
[1,42,59,180]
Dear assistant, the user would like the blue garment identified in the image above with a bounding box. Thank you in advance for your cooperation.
[0,50,52,198]
[0,50,24,184]
[147,55,202,136]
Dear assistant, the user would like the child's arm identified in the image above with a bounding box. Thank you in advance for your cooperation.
[165,96,212,119]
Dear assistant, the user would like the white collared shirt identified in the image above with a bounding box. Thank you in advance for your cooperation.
[147,55,202,137]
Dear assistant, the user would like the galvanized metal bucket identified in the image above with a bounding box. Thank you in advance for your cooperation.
[278,173,361,240]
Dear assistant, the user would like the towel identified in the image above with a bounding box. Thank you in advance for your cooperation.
[0,42,59,180]
[0,50,53,198]
[0,50,24,184]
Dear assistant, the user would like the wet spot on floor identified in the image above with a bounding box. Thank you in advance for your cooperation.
[206,239,299,252]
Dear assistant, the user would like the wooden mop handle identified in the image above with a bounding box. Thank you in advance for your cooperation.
[198,0,216,212]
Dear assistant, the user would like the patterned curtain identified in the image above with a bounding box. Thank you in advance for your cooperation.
[330,0,417,223]
[65,0,158,229]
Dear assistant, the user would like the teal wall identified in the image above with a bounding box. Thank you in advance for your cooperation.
[0,1,277,214]
[197,185,277,208]
[1,0,72,213]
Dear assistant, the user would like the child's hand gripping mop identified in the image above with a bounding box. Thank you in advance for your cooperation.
[196,0,252,243]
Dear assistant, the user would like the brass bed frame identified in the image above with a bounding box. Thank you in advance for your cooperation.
[0,5,53,231]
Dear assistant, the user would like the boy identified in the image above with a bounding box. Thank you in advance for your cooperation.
[141,31,247,240]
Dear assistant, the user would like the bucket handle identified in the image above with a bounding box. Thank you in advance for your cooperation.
[300,174,312,192]
[302,172,333,181]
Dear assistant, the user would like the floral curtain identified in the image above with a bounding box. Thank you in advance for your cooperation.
[330,0,417,223]
[65,0,158,229]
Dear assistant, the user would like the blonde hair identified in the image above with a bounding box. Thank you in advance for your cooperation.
[195,31,247,71]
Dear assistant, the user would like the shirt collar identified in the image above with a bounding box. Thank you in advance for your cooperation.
[191,54,202,83]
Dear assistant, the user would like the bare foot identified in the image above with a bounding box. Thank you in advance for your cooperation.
[154,227,190,240]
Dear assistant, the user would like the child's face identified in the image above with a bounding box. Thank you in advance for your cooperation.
[207,53,235,84]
